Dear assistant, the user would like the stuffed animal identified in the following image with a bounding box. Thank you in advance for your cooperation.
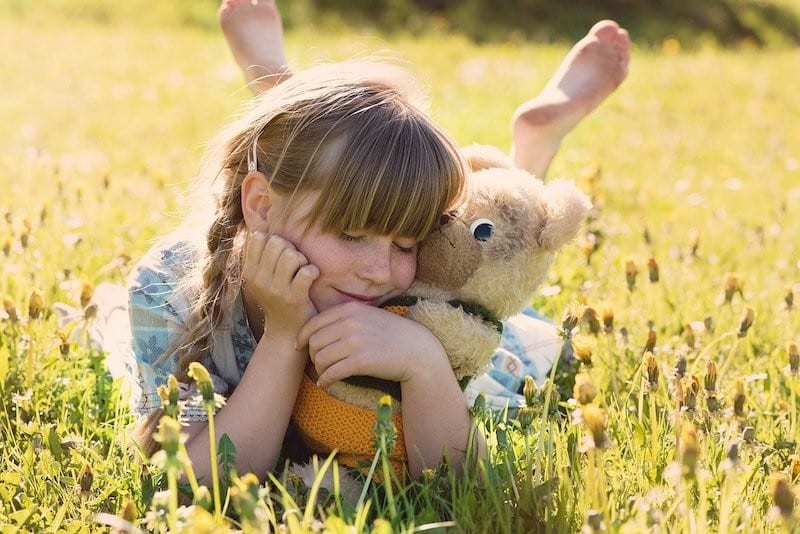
[290,144,592,483]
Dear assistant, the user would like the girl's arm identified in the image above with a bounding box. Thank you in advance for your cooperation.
[181,332,307,480]
[298,303,485,478]
[179,232,320,481]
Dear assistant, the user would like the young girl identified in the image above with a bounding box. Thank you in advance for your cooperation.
[217,0,630,408]
[128,59,475,481]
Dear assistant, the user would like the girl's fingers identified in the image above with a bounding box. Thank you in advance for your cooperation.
[273,247,308,284]
[293,264,319,294]
[313,343,359,388]
[244,230,269,272]
[305,322,347,364]
[296,302,358,349]
[260,235,291,277]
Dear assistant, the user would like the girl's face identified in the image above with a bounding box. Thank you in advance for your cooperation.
[267,192,419,312]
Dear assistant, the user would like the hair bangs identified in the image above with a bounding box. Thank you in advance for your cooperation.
[308,106,465,241]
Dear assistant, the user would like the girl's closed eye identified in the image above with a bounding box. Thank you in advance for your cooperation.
[340,232,417,254]
[339,232,362,243]
[393,241,417,254]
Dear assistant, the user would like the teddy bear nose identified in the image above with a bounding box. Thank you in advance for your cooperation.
[439,212,454,226]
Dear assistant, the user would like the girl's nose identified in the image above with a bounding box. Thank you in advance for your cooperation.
[358,242,392,284]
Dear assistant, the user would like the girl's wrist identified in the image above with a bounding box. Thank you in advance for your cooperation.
[402,337,450,386]
[256,329,307,365]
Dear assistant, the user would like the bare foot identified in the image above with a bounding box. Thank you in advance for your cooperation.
[511,20,630,178]
[219,0,291,95]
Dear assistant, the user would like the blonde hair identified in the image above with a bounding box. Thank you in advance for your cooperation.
[173,60,465,384]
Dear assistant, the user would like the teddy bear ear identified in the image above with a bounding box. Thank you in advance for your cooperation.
[537,180,593,251]
[460,144,514,172]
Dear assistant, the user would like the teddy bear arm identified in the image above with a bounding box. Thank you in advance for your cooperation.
[407,299,501,381]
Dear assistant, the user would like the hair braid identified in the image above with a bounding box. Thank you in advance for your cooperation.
[175,169,246,381]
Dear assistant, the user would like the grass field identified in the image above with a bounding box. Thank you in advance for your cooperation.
[2,2,800,532]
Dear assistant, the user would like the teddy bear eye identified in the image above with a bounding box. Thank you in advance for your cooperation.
[469,218,494,241]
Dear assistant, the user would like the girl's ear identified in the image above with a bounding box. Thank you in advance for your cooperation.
[241,171,272,232]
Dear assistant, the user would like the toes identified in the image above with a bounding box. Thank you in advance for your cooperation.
[589,20,622,42]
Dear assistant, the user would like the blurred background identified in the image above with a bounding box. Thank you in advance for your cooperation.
[3,0,800,49]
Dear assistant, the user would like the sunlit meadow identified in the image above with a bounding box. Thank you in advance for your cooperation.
[1,2,800,531]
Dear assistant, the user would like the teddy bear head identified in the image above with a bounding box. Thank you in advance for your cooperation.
[411,145,592,320]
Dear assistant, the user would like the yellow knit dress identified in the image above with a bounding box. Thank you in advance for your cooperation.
[291,372,407,479]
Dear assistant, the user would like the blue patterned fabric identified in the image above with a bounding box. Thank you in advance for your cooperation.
[125,237,256,421]
[463,309,562,411]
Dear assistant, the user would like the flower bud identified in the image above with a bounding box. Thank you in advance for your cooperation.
[158,375,181,419]
[624,258,638,292]
[78,463,93,494]
[733,378,746,417]
[573,373,598,405]
[679,423,699,477]
[28,289,44,320]
[517,406,535,429]
[601,305,614,334]
[771,474,795,518]
[58,331,70,357]
[704,360,717,393]
[153,416,184,456]
[790,454,800,482]
[580,307,601,335]
[373,394,397,452]
[644,329,657,354]
[789,343,799,375]
[188,362,216,406]
[523,375,537,407]
[581,404,610,449]
[562,311,579,337]
[644,352,659,389]
[723,273,742,304]
[3,297,18,323]
[737,307,755,338]
[80,282,94,308]
[673,354,687,379]
[647,257,660,283]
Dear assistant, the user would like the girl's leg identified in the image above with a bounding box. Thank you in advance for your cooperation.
[219,4,630,180]
[219,0,291,95]
[511,20,630,179]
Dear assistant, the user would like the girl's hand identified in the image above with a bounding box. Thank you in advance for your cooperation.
[242,231,319,340]
[296,302,447,388]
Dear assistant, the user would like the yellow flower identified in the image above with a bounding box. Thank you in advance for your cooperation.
[572,334,594,366]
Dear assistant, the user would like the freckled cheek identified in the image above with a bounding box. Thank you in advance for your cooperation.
[393,254,417,290]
